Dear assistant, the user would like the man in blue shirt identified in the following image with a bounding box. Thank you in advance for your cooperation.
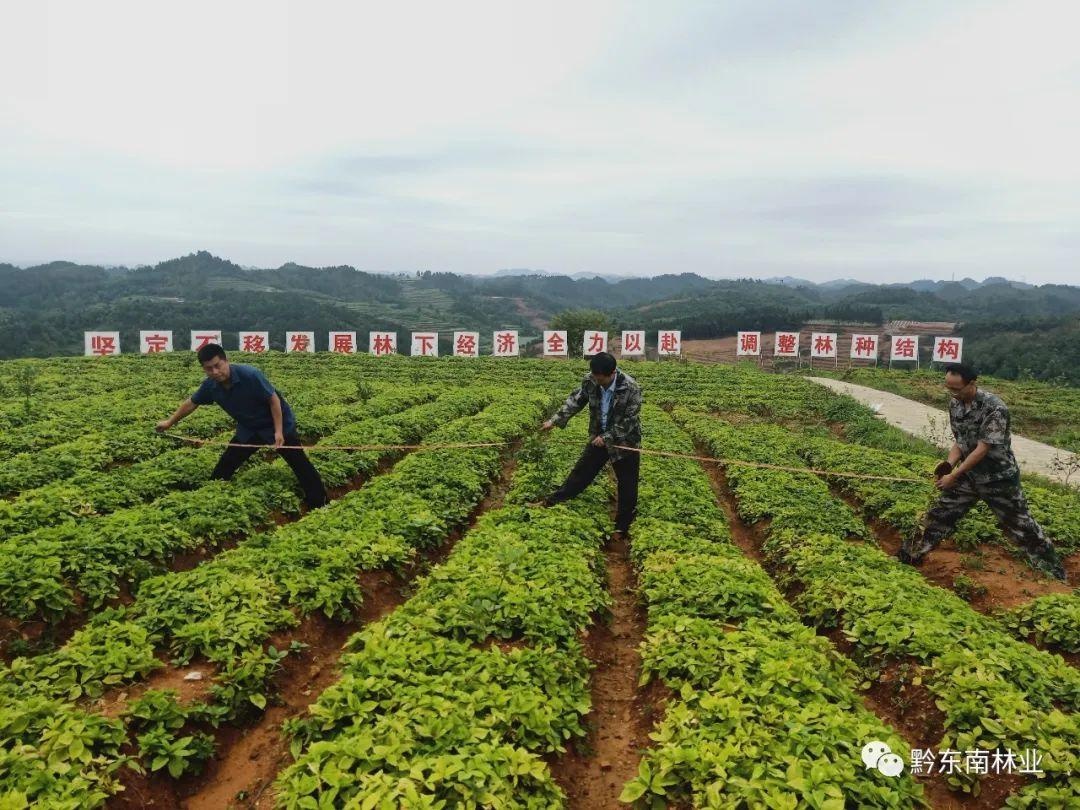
[155,343,328,508]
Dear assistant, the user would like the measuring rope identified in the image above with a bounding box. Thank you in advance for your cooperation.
[160,430,923,484]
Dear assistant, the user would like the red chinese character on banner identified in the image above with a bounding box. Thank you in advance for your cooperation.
[193,334,217,349]
[623,332,642,353]
[740,333,759,353]
[854,336,877,356]
[90,335,116,356]
[415,334,435,355]
[587,332,606,353]
[777,333,797,354]
[241,333,266,353]
[936,339,960,360]
[290,333,311,352]
[455,333,477,355]
[546,332,565,354]
[659,332,679,353]
[496,332,517,354]
[894,337,916,358]
[813,334,834,354]
[371,334,394,355]
[144,334,170,353]
[333,333,355,353]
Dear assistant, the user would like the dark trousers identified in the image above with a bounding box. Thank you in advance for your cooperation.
[904,473,1063,575]
[546,443,639,533]
[211,431,329,509]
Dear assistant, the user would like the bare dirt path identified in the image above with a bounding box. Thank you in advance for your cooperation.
[554,531,651,809]
[806,377,1079,487]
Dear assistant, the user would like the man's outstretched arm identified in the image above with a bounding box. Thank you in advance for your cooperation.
[156,398,198,432]
[541,381,589,431]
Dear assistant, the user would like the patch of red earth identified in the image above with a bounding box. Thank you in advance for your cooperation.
[325,454,400,501]
[913,770,1029,810]
[840,491,1073,613]
[509,297,549,332]
[94,657,219,722]
[4,464,388,662]
[1,589,93,661]
[695,452,766,564]
[169,534,246,574]
[681,336,743,364]
[179,611,369,810]
[636,678,674,727]
[1063,554,1080,586]
[900,537,1070,613]
[549,532,652,809]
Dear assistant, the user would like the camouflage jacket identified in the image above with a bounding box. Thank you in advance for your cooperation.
[551,370,642,461]
[949,388,1021,484]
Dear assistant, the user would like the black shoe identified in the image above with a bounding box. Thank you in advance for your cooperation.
[896,548,924,567]
[1041,560,1068,582]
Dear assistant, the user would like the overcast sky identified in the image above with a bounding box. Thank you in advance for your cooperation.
[3,0,1079,283]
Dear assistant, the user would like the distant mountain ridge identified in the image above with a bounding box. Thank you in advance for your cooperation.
[1,252,1077,371]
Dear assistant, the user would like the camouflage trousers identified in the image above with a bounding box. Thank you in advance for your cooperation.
[903,474,1065,577]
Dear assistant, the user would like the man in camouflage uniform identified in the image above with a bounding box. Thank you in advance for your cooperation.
[899,363,1066,580]
[537,351,642,540]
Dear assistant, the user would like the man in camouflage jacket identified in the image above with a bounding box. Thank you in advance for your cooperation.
[539,351,642,539]
[899,363,1066,581]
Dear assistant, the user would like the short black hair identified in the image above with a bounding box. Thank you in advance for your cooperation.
[589,351,616,375]
[197,343,227,364]
[944,363,977,384]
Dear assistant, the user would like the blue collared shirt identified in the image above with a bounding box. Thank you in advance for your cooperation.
[600,373,618,432]
[191,364,295,442]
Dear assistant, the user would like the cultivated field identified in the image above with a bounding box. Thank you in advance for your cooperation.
[0,355,1077,809]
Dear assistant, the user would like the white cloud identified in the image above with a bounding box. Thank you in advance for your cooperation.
[2,0,1079,282]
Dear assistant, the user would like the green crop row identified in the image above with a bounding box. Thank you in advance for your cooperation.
[0,380,385,536]
[0,387,451,633]
[0,360,366,460]
[0,425,178,496]
[0,390,205,455]
[0,366,363,487]
[624,406,923,808]
[0,388,492,702]
[678,410,1080,807]
[0,400,228,458]
[0,389,548,808]
[126,388,534,667]
[999,594,1080,655]
[0,447,220,537]
[276,417,612,808]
